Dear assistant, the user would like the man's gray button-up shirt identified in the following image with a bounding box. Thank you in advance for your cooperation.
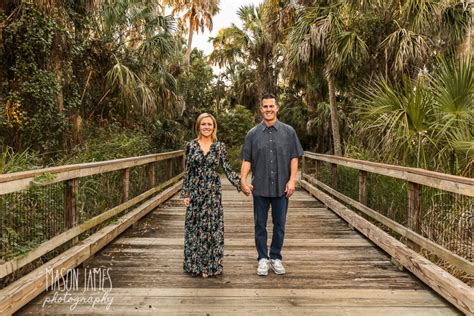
[241,120,304,197]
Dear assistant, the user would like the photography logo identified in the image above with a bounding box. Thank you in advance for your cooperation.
[42,267,114,311]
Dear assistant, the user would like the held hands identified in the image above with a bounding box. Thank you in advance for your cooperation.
[241,181,254,196]
[285,180,296,198]
[183,197,190,207]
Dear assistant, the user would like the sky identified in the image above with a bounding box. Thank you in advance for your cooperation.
[192,0,262,56]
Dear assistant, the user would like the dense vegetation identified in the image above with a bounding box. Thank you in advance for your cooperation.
[0,0,472,177]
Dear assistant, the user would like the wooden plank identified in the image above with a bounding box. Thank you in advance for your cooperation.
[359,170,367,205]
[112,238,373,247]
[16,287,453,299]
[0,180,182,315]
[303,174,474,276]
[64,178,79,246]
[304,152,474,196]
[0,174,183,279]
[316,160,321,180]
[121,168,130,203]
[0,151,184,195]
[408,182,421,234]
[147,162,156,189]
[331,163,338,189]
[13,177,461,315]
[20,304,459,316]
[301,179,474,315]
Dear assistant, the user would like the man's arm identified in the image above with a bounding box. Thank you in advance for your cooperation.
[285,158,298,198]
[240,160,253,196]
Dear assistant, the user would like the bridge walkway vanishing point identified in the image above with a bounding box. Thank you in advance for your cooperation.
[16,179,461,315]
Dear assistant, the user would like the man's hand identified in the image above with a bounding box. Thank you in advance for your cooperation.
[183,197,190,207]
[241,181,254,196]
[285,180,296,198]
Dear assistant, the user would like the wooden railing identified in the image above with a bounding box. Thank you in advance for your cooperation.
[301,152,473,315]
[0,150,184,315]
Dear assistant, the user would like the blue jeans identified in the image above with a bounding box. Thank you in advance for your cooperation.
[253,195,288,261]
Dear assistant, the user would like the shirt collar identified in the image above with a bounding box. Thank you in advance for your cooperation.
[259,119,280,131]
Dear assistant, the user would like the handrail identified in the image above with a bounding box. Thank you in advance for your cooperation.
[0,150,185,280]
[301,152,474,314]
[0,150,184,195]
[304,152,474,196]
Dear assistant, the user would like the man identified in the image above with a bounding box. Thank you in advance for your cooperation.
[240,94,304,276]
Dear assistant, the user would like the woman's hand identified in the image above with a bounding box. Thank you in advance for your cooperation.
[241,181,253,196]
[183,197,190,207]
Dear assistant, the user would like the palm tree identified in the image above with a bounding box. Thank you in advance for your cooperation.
[102,0,183,119]
[209,26,248,70]
[286,2,368,156]
[429,56,473,175]
[210,4,279,104]
[357,75,433,168]
[164,0,220,64]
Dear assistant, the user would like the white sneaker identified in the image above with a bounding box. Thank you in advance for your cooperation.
[257,259,269,276]
[270,259,286,274]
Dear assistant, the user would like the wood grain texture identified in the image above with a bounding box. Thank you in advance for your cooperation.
[0,151,183,195]
[301,179,473,315]
[303,174,474,276]
[0,181,181,315]
[15,178,460,315]
[304,152,474,196]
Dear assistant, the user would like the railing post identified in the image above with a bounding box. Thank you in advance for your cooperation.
[331,163,338,189]
[121,168,130,203]
[167,158,174,180]
[302,155,306,178]
[359,170,367,205]
[65,178,79,245]
[182,154,186,173]
[408,181,422,252]
[408,182,421,233]
[315,160,321,180]
[147,162,156,189]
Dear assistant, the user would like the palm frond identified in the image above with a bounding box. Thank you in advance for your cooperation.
[379,27,431,73]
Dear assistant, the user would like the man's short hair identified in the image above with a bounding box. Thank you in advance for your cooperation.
[261,93,277,104]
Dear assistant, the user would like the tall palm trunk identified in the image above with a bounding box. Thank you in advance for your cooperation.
[326,70,342,156]
[185,19,195,64]
[459,1,473,56]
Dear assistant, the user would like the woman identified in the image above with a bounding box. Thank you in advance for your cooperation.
[180,113,241,277]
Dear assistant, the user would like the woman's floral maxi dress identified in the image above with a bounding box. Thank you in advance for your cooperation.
[180,140,241,276]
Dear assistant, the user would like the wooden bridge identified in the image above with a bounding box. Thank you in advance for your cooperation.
[0,151,472,315]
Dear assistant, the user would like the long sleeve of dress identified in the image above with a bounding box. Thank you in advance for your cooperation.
[180,142,192,198]
[218,142,241,192]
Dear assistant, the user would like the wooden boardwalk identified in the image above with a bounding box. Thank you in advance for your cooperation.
[16,180,460,315]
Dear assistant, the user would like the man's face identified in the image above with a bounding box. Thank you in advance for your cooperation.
[260,98,278,123]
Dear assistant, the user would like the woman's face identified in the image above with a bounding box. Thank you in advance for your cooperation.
[199,117,214,138]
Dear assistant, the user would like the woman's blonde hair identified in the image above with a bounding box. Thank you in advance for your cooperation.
[195,113,217,141]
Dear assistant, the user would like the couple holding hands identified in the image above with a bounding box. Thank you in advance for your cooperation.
[180,94,304,278]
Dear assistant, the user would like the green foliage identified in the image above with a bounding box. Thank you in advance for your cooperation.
[31,173,56,186]
[217,105,254,169]
[278,93,310,147]
[1,4,68,155]
[150,119,186,152]
[217,105,254,147]
[61,122,156,164]
[0,146,42,173]
[352,57,473,175]
[177,49,215,114]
